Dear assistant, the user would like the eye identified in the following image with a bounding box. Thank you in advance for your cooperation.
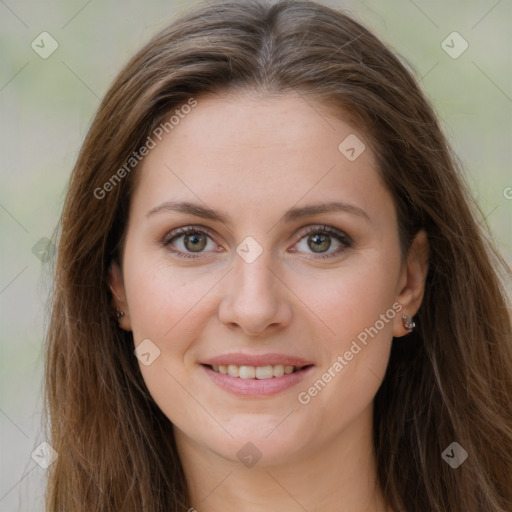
[162,224,352,260]
[162,226,220,259]
[293,225,352,260]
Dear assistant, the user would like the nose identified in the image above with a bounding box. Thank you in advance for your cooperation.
[218,250,292,336]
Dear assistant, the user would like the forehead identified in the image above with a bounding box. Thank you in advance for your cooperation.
[129,91,392,228]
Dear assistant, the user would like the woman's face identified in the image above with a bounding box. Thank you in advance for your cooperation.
[111,91,426,466]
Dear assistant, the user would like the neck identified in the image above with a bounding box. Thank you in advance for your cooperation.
[174,405,390,512]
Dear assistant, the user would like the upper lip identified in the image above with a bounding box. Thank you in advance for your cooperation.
[201,353,314,368]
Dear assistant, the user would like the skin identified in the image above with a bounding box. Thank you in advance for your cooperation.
[110,90,429,512]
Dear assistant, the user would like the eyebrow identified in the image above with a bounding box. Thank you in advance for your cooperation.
[146,200,370,225]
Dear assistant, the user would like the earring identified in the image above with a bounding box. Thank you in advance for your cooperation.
[402,314,415,332]
[116,308,125,322]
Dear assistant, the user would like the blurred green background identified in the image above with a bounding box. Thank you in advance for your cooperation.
[1,0,511,509]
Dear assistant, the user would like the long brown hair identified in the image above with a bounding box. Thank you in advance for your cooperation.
[44,1,512,510]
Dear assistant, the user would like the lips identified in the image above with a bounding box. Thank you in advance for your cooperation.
[201,353,314,368]
[200,353,315,396]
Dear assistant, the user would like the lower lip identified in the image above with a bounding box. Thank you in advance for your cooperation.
[201,364,314,397]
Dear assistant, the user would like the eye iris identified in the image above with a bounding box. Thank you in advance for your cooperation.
[184,232,207,252]
[308,233,331,253]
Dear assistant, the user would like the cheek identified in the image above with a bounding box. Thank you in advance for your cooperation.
[295,291,395,444]
[295,249,399,409]
[121,253,212,426]
[124,248,216,343]
[299,250,400,343]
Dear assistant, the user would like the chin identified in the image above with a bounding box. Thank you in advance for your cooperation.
[203,415,321,467]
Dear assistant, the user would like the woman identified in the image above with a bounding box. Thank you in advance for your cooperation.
[43,0,512,510]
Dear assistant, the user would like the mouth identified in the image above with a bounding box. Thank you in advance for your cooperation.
[204,363,312,380]
[200,360,315,397]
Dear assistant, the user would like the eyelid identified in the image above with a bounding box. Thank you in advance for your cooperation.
[299,224,352,244]
[162,224,217,244]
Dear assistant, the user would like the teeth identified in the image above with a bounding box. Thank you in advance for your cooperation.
[239,366,256,379]
[227,364,239,377]
[255,366,273,379]
[273,365,285,377]
[211,364,301,379]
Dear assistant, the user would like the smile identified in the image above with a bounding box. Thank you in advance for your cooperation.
[201,363,314,397]
[208,364,303,379]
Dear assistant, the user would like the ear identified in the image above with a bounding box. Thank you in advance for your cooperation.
[393,229,429,337]
[108,261,132,331]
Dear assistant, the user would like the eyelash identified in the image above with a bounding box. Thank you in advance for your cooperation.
[162,225,352,260]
